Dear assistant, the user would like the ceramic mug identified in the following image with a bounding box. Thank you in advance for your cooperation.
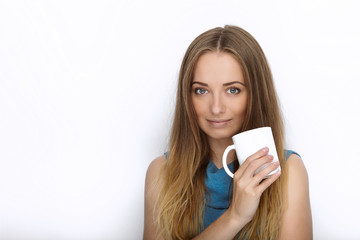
[222,127,281,178]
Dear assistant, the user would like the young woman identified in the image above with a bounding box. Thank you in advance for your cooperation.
[144,25,312,239]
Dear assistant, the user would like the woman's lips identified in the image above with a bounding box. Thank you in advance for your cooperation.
[207,119,232,128]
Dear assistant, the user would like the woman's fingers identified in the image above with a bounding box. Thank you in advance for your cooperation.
[234,147,269,178]
[243,154,274,179]
[247,147,270,162]
[256,168,281,194]
[234,147,281,194]
[253,160,280,182]
[236,155,274,181]
[234,150,281,190]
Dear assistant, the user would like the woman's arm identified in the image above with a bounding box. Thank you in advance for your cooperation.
[279,154,313,239]
[143,155,166,240]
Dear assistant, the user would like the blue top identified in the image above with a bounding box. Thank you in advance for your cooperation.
[204,160,235,228]
[203,150,300,229]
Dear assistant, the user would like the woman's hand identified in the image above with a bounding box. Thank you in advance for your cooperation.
[228,147,281,225]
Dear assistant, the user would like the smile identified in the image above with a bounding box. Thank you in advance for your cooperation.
[207,119,232,128]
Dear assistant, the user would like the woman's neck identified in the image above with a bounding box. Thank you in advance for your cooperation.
[208,137,236,169]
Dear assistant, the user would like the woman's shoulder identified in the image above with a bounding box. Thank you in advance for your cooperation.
[286,154,308,184]
[144,155,166,239]
[284,150,306,172]
[283,150,309,202]
[284,150,308,178]
[146,154,166,184]
[144,155,166,216]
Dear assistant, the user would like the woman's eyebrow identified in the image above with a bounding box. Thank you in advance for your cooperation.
[191,81,245,87]
[191,81,208,86]
[223,81,246,87]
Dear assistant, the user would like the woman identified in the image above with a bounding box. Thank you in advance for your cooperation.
[144,25,312,239]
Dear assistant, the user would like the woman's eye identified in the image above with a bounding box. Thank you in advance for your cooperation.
[195,88,208,95]
[227,87,240,94]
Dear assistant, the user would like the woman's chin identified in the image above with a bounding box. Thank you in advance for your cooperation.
[206,132,235,142]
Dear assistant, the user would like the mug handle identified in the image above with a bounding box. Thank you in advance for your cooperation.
[222,145,236,178]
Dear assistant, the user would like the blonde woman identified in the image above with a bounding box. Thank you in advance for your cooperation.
[144,25,312,239]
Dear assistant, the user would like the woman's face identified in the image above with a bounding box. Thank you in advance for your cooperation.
[191,52,248,142]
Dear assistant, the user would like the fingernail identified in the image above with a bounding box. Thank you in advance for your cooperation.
[262,147,269,152]
[268,155,274,160]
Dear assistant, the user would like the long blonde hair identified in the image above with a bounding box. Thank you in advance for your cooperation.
[156,25,287,239]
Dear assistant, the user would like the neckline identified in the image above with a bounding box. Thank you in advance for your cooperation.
[209,160,235,171]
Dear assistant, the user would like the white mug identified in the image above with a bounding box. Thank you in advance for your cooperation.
[222,127,281,178]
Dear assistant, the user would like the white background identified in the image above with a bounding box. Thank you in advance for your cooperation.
[1,0,359,239]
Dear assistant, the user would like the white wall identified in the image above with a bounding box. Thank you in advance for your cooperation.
[1,0,359,239]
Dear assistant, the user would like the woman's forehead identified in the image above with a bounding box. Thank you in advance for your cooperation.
[192,52,245,85]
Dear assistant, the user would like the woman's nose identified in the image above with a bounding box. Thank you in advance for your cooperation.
[210,93,225,115]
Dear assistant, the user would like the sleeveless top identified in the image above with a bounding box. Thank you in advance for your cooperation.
[203,150,300,229]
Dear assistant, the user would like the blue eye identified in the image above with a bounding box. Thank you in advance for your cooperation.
[227,87,240,94]
[195,88,208,95]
